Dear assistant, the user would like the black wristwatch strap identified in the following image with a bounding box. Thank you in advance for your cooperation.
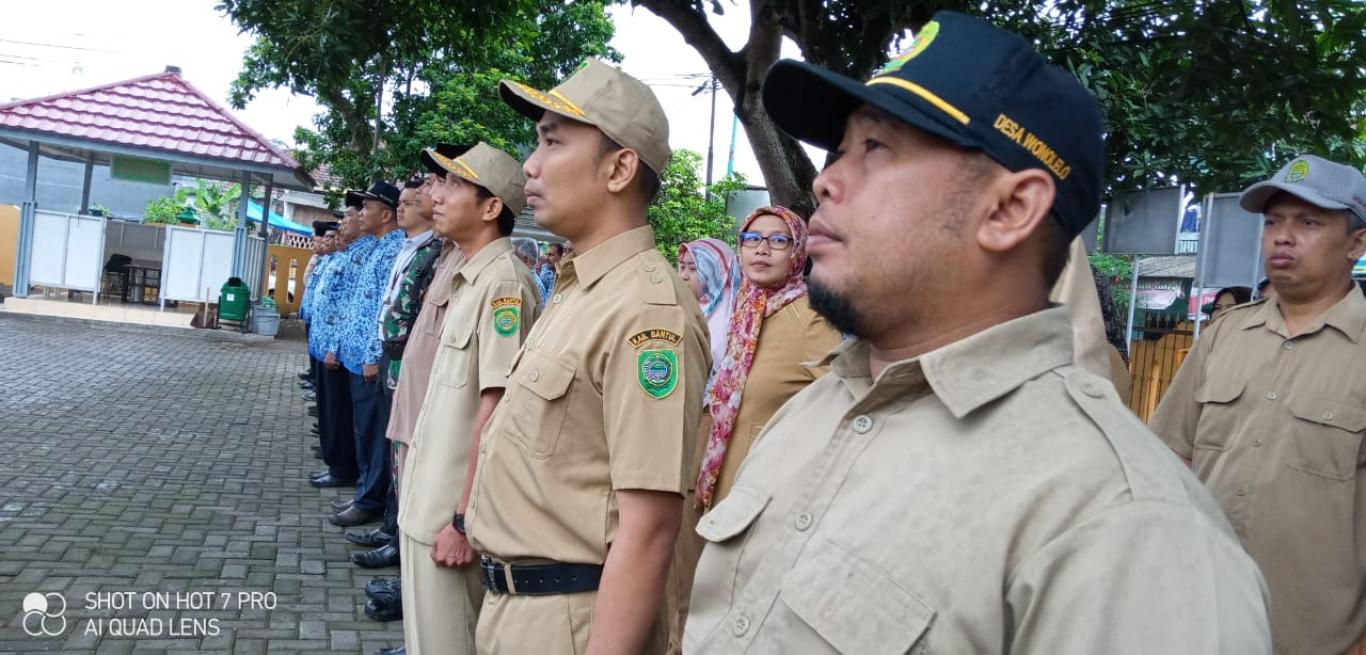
[452,512,466,534]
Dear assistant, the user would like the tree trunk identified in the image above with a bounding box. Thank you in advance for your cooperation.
[636,0,819,217]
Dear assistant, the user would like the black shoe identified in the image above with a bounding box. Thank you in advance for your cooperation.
[307,406,319,417]
[375,646,405,655]
[346,528,392,547]
[310,470,331,480]
[298,381,314,390]
[366,577,400,598]
[352,543,400,569]
[309,474,355,489]
[303,392,317,402]
[297,371,311,381]
[364,597,403,622]
[330,506,382,527]
[313,449,323,460]
[331,498,354,512]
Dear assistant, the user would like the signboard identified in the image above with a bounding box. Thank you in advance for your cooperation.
[1194,193,1264,290]
[110,155,171,186]
[1101,187,1184,255]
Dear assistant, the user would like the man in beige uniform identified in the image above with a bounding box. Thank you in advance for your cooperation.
[465,59,710,654]
[398,142,538,655]
[685,11,1270,653]
[367,150,468,624]
[1151,154,1366,654]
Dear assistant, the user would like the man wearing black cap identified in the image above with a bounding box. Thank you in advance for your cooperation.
[329,181,407,528]
[1151,155,1366,653]
[683,12,1270,652]
[310,196,366,491]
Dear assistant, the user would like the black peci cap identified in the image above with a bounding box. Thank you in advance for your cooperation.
[343,189,366,209]
[762,11,1105,239]
[311,220,337,236]
[358,181,401,210]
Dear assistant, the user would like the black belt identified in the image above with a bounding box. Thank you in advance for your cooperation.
[479,556,602,595]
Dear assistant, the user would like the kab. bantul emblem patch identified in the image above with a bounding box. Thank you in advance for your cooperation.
[637,350,678,399]
[491,297,521,337]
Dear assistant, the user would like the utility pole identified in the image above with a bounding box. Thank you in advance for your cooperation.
[693,77,719,200]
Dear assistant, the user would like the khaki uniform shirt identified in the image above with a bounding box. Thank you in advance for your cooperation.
[386,242,465,446]
[1051,237,1113,380]
[685,307,1270,654]
[399,238,540,545]
[1150,289,1366,654]
[466,226,710,564]
[703,296,840,504]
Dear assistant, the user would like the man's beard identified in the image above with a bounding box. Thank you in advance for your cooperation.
[809,278,867,339]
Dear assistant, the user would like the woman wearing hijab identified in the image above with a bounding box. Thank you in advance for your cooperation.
[677,238,741,377]
[667,206,841,652]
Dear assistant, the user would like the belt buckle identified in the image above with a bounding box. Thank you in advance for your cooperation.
[480,557,501,593]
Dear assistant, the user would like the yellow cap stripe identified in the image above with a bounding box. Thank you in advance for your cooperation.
[548,89,587,117]
[866,77,970,125]
[431,150,480,180]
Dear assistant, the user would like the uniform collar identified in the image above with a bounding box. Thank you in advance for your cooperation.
[455,237,513,284]
[348,234,376,250]
[1244,286,1366,343]
[562,225,656,289]
[403,229,435,247]
[827,306,1076,419]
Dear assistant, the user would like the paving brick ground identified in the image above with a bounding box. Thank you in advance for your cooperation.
[0,313,404,654]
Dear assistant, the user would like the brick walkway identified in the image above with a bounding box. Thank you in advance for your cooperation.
[0,313,404,654]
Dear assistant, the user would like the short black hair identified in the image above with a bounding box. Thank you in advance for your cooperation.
[1257,278,1272,292]
[599,134,661,204]
[403,178,423,190]
[1038,213,1072,289]
[473,185,517,237]
[548,243,565,255]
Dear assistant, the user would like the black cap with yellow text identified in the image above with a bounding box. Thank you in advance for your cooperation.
[763,11,1105,238]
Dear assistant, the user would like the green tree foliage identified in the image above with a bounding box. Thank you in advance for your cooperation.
[142,181,245,230]
[219,0,617,187]
[633,0,1366,212]
[648,149,747,263]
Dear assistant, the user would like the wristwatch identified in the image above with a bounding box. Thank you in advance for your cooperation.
[452,512,466,535]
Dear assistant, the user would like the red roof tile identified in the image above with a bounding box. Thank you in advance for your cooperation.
[0,71,299,171]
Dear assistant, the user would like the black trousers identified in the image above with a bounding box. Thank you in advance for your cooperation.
[319,364,359,482]
[378,372,399,539]
[349,372,392,514]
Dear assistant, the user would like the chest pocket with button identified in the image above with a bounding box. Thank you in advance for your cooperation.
[687,486,771,645]
[436,317,475,389]
[506,349,574,459]
[1193,379,1246,452]
[1286,396,1366,483]
[777,537,935,655]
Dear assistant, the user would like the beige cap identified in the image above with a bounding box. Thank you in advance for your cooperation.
[500,58,671,174]
[419,142,528,215]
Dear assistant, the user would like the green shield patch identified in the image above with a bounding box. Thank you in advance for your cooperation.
[492,306,519,337]
[637,350,678,399]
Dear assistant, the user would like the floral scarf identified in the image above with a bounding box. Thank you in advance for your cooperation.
[695,206,808,509]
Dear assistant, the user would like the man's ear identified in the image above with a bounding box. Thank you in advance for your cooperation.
[1347,222,1366,262]
[604,148,641,196]
[976,168,1055,254]
[483,196,505,226]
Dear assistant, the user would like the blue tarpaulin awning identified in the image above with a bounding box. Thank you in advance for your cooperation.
[245,200,310,235]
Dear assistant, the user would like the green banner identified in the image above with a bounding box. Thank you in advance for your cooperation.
[110,155,171,185]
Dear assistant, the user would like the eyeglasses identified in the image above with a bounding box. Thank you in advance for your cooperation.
[739,232,793,251]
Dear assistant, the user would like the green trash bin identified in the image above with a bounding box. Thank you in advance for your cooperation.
[219,277,251,322]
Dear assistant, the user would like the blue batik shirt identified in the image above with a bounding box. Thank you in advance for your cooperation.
[338,229,405,374]
[305,252,343,359]
[536,265,556,305]
[300,253,329,324]
[313,236,377,361]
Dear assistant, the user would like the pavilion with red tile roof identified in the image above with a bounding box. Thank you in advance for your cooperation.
[2,66,314,298]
